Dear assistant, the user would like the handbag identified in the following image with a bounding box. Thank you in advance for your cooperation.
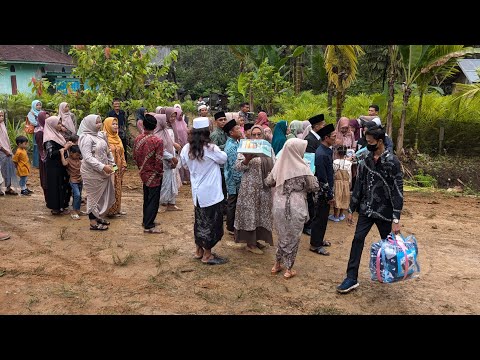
[24,115,35,134]
[369,232,420,283]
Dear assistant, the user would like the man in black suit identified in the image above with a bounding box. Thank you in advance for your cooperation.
[303,114,326,235]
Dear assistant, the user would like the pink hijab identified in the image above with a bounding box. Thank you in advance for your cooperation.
[164,107,179,143]
[335,117,356,148]
[42,116,66,146]
[174,107,188,147]
[269,138,312,187]
[255,112,269,127]
[59,102,76,134]
[0,110,12,153]
[152,113,174,154]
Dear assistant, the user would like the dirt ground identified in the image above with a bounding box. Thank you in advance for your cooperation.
[1,167,479,315]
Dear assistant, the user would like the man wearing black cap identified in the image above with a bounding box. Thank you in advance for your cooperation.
[303,114,326,235]
[133,113,164,234]
[223,119,243,237]
[211,111,229,207]
[243,123,255,139]
[310,123,336,255]
[304,114,326,153]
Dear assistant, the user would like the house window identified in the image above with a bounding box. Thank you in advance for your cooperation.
[62,67,66,73]
[10,65,15,72]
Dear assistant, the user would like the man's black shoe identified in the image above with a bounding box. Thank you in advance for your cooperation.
[303,228,311,236]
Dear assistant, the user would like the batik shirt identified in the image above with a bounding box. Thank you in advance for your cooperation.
[349,150,403,221]
[224,137,242,195]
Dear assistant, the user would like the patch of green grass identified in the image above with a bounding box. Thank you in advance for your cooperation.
[152,246,179,271]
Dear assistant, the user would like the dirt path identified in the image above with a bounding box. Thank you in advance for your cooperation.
[1,167,479,314]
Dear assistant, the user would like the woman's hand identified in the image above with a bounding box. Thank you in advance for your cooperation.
[242,153,256,165]
[174,143,182,152]
[103,165,114,174]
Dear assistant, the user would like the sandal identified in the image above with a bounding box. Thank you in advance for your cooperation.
[271,265,283,275]
[321,241,332,247]
[310,247,330,256]
[71,214,80,220]
[144,227,162,234]
[5,188,18,196]
[283,269,297,279]
[90,223,108,231]
[97,219,110,225]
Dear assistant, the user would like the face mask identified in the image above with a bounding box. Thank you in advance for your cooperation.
[367,143,378,152]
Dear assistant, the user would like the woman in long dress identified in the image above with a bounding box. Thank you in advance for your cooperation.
[27,100,42,168]
[265,138,319,279]
[152,113,182,211]
[78,115,115,230]
[103,117,127,217]
[0,109,19,195]
[35,111,49,202]
[43,116,72,214]
[234,125,275,254]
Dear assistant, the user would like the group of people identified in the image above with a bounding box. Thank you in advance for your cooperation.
[0,99,404,294]
[191,104,403,292]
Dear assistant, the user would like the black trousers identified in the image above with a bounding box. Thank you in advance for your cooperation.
[303,192,315,230]
[143,183,161,229]
[226,194,238,232]
[220,168,227,214]
[346,214,392,281]
[310,196,330,248]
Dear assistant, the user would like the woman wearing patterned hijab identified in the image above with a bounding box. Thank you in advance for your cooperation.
[78,115,115,230]
[58,102,76,139]
[103,117,127,217]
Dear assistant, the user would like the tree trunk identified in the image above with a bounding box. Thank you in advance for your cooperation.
[327,82,334,116]
[249,86,254,113]
[396,87,412,154]
[414,91,424,150]
[386,76,395,138]
[335,82,344,121]
[295,54,302,94]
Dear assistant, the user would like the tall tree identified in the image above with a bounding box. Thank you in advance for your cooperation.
[396,45,479,154]
[324,45,364,120]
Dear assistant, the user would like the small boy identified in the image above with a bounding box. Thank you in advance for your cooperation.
[68,134,79,145]
[60,145,83,220]
[12,135,32,196]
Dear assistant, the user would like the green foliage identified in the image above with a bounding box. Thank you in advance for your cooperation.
[69,45,178,117]
[4,113,25,151]
[174,45,240,99]
[303,45,328,93]
[270,91,331,123]
[411,169,437,187]
[248,59,292,114]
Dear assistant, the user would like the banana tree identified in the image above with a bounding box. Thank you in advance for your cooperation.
[396,45,480,154]
[385,45,401,137]
[325,45,364,120]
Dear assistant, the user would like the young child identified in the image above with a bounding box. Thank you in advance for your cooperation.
[68,134,79,145]
[330,145,353,222]
[60,145,83,220]
[12,136,32,196]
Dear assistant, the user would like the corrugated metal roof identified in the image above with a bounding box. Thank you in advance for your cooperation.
[457,59,480,83]
[0,45,73,65]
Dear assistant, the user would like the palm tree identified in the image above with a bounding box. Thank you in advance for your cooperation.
[385,45,401,137]
[324,45,364,120]
[396,45,480,154]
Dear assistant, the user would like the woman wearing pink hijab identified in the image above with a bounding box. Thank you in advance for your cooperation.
[255,111,269,128]
[58,102,76,139]
[334,117,356,160]
[173,106,190,184]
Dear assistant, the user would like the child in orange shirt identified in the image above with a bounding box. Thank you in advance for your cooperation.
[12,136,32,196]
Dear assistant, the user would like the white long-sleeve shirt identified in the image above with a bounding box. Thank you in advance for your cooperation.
[180,143,227,208]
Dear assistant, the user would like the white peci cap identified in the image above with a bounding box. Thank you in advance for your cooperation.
[193,117,210,129]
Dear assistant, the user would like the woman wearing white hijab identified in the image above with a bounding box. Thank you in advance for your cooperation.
[78,115,115,230]
[58,102,76,139]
